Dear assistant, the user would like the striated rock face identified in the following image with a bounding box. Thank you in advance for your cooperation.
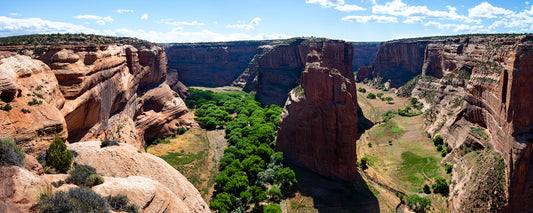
[164,41,264,87]
[68,141,209,212]
[276,40,358,181]
[0,55,67,155]
[351,42,379,72]
[364,35,533,212]
[0,43,195,151]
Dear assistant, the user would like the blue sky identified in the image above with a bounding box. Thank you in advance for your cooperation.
[1,0,532,43]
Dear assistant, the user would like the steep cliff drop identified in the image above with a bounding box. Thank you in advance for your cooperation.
[359,35,533,212]
[0,40,195,151]
[276,40,358,181]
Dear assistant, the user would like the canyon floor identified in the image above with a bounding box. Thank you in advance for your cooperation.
[356,84,449,212]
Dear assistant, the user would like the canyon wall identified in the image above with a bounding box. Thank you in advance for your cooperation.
[164,41,264,87]
[352,42,379,72]
[361,35,533,212]
[0,42,195,152]
[276,40,358,181]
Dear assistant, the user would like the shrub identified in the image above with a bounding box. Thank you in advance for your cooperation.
[382,110,396,122]
[384,96,394,104]
[178,127,187,135]
[275,167,297,196]
[359,156,369,170]
[445,164,453,174]
[388,140,393,146]
[124,204,140,213]
[39,188,109,213]
[263,204,282,213]
[28,98,43,106]
[45,134,73,173]
[107,194,129,210]
[366,93,376,99]
[66,164,103,187]
[1,103,12,111]
[357,87,366,93]
[0,137,25,166]
[368,142,372,147]
[406,194,431,212]
[433,135,443,146]
[437,144,443,151]
[432,177,449,196]
[51,180,65,188]
[267,186,282,203]
[441,149,447,157]
[410,97,418,105]
[376,92,384,98]
[100,138,119,148]
[423,184,431,194]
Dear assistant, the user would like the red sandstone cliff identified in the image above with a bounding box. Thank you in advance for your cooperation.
[276,40,358,181]
[164,41,264,87]
[0,42,195,151]
[362,35,533,212]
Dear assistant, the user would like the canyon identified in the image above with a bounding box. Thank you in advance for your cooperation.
[358,34,533,212]
[1,34,533,212]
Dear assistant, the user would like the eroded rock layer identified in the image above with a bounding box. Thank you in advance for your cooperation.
[276,40,358,181]
[0,43,195,151]
[361,35,533,212]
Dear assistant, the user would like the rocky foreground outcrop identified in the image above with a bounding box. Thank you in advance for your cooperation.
[361,35,533,212]
[0,43,195,151]
[276,40,358,181]
[0,141,209,213]
[69,141,208,212]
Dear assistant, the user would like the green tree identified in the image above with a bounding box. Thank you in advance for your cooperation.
[423,184,431,194]
[433,135,443,146]
[366,93,376,99]
[359,156,369,170]
[45,134,73,173]
[410,97,418,105]
[263,204,282,213]
[376,92,384,98]
[357,87,366,93]
[445,164,453,174]
[267,186,282,203]
[248,185,267,205]
[275,167,297,195]
[210,193,232,213]
[406,194,431,212]
[432,177,449,196]
[384,96,394,104]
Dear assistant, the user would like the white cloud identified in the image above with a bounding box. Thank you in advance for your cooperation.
[74,15,114,25]
[226,17,261,30]
[335,4,365,12]
[116,9,133,14]
[250,17,261,25]
[0,16,288,43]
[306,0,365,12]
[141,14,148,20]
[424,21,487,32]
[9,13,20,16]
[342,15,398,23]
[306,0,345,7]
[488,6,533,30]
[372,0,478,23]
[165,20,205,26]
[468,2,513,19]
[0,16,99,36]
[403,16,422,23]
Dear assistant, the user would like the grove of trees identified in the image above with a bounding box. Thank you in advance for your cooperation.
[185,88,297,212]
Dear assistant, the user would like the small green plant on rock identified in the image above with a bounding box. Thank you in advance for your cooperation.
[45,134,73,173]
[66,164,104,187]
[0,137,25,166]
[100,138,119,148]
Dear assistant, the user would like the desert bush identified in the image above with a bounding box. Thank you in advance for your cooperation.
[100,138,119,148]
[1,103,12,111]
[267,186,282,203]
[263,204,282,213]
[123,204,140,213]
[357,87,366,93]
[406,194,431,212]
[433,135,443,146]
[445,164,453,174]
[367,93,376,99]
[39,187,109,213]
[66,164,103,187]
[178,127,187,135]
[432,177,449,196]
[423,184,431,194]
[0,137,25,166]
[107,194,129,210]
[45,134,73,173]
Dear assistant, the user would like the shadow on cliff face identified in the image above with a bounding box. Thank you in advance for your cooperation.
[357,107,373,140]
[291,166,379,213]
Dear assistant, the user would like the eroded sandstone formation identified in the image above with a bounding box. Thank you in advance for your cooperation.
[361,35,533,212]
[276,40,358,181]
[0,43,195,151]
